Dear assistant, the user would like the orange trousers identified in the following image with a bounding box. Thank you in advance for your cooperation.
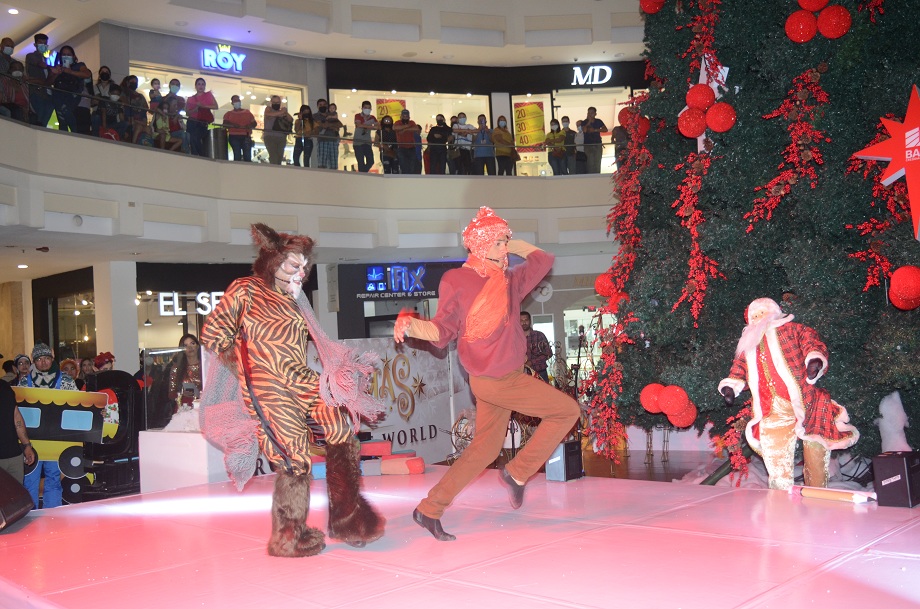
[417,369,581,519]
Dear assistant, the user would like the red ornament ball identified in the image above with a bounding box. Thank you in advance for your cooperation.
[817,5,852,39]
[594,273,615,297]
[889,265,920,311]
[798,0,829,11]
[610,291,630,311]
[678,108,707,138]
[658,385,691,416]
[785,10,818,43]
[668,402,698,428]
[637,115,651,140]
[640,0,666,15]
[640,383,665,414]
[686,84,716,111]
[618,106,638,127]
[706,102,737,133]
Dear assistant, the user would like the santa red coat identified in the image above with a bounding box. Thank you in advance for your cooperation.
[718,319,859,454]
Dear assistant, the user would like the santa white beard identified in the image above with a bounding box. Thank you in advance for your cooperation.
[735,316,772,357]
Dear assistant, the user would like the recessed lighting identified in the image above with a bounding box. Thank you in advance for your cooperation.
[8,8,19,15]
[351,88,357,93]
[365,49,376,55]
[82,299,88,305]
[402,52,417,58]
[614,53,625,58]
[526,93,532,97]
[17,264,28,269]
[391,89,397,94]
[134,298,140,306]
[443,55,453,60]
[175,20,188,26]
[466,93,472,97]
[250,95,256,99]
[74,310,81,316]
[531,55,542,61]
[284,40,296,46]
[146,290,152,295]
[281,98,287,103]
[429,91,435,96]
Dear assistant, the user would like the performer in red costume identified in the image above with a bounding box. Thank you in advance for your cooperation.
[718,297,859,490]
[395,206,580,540]
[201,224,385,557]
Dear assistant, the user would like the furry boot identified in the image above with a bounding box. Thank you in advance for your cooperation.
[325,438,386,547]
[267,472,326,557]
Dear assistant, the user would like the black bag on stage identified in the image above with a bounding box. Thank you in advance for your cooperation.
[0,468,32,531]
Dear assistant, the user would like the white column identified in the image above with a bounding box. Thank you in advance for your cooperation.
[93,262,139,373]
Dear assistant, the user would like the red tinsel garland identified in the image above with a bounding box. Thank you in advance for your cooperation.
[745,67,830,232]
[844,116,912,291]
[677,0,725,87]
[714,405,753,484]
[858,0,885,23]
[670,153,725,326]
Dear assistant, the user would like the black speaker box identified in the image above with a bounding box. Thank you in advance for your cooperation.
[546,440,583,482]
[872,451,920,508]
[0,468,33,530]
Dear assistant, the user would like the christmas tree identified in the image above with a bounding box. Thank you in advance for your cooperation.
[588,0,920,465]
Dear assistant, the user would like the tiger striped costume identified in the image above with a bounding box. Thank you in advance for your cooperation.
[200,275,351,476]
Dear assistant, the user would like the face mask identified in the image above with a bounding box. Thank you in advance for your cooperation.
[2,47,12,56]
[362,108,371,115]
[562,121,570,129]
[127,82,137,91]
[272,103,281,110]
[37,44,48,53]
[11,70,22,78]
[318,105,327,112]
[551,125,559,131]
[232,101,241,110]
[383,123,392,129]
[110,94,120,101]
[499,120,507,128]
[577,126,583,133]
[61,56,74,68]
[100,73,110,81]
[437,119,446,126]
[169,84,180,94]
[459,117,467,125]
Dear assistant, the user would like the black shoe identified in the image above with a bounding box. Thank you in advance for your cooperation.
[413,509,456,541]
[499,468,525,509]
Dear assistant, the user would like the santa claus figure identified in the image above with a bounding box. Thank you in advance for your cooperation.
[718,297,859,490]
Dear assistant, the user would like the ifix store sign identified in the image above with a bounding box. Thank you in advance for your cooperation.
[854,86,920,240]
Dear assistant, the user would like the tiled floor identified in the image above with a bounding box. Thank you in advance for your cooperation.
[2,464,919,609]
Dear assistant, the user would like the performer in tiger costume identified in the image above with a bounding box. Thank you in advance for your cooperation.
[201,224,385,557]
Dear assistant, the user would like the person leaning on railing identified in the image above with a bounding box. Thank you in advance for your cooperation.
[426,113,452,175]
[0,61,32,123]
[223,94,257,162]
[48,45,91,133]
[543,118,566,176]
[374,115,399,174]
[121,75,150,144]
[492,115,516,176]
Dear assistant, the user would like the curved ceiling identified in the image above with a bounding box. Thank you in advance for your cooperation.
[3,0,647,67]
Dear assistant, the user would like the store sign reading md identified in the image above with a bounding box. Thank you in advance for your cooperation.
[201,44,246,74]
[159,291,224,316]
[571,65,613,86]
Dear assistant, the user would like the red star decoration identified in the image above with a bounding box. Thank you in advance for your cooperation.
[854,86,920,240]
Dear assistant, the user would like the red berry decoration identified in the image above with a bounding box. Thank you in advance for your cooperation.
[798,0,829,11]
[678,108,707,138]
[785,10,818,43]
[686,84,716,111]
[618,106,638,127]
[706,102,736,133]
[889,265,920,311]
[640,383,665,414]
[640,0,666,14]
[817,5,852,39]
[594,273,615,297]
[610,291,630,311]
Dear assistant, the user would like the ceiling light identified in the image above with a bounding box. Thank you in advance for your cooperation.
[175,21,188,26]
[82,299,88,305]
[283,40,296,46]
[429,91,435,96]
[531,55,542,61]
[83,335,89,341]
[8,8,19,15]
[526,93,532,97]
[281,98,287,103]
[365,49,376,55]
[352,88,357,93]
[146,290,152,295]
[134,298,140,306]
[17,264,28,269]
[466,93,472,97]
[74,310,81,316]
[391,89,397,94]
[614,53,625,58]
[144,319,152,327]
[177,319,183,326]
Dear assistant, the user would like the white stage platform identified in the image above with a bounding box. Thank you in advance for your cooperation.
[2,465,919,609]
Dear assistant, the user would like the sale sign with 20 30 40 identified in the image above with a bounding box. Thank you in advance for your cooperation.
[514,102,545,152]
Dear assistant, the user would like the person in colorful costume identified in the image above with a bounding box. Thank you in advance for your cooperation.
[395,206,580,540]
[718,297,859,490]
[200,224,385,557]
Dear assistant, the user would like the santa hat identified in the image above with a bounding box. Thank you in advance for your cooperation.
[31,343,53,361]
[94,352,115,369]
[461,206,511,259]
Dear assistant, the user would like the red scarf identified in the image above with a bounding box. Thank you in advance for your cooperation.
[462,254,508,342]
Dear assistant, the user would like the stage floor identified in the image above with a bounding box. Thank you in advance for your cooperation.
[2,466,919,609]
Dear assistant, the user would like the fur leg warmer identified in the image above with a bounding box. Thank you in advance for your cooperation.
[267,472,326,557]
[325,439,386,547]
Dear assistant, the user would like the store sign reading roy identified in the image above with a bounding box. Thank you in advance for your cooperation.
[201,44,246,73]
